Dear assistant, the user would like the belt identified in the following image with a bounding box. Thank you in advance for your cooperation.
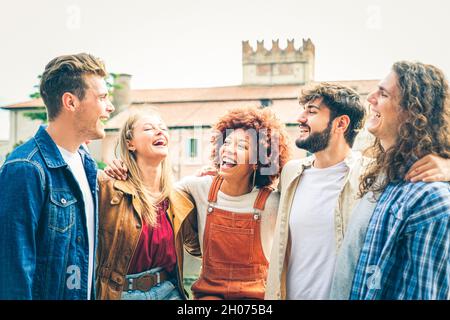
[124,270,170,292]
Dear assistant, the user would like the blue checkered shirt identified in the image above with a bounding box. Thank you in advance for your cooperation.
[349,181,450,300]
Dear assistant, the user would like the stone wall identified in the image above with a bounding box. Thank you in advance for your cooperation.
[242,39,315,85]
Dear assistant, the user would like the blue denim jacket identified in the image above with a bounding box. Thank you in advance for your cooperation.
[0,125,98,300]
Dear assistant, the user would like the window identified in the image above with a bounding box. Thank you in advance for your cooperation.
[186,138,198,159]
[260,99,272,108]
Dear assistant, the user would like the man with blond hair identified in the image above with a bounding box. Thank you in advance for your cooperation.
[0,53,115,299]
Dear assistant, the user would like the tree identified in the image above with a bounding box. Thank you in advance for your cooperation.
[23,109,47,122]
[106,72,122,93]
[24,74,47,123]
[29,75,42,99]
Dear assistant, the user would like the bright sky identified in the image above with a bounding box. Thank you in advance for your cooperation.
[1,0,449,140]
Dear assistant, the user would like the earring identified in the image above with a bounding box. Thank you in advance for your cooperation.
[252,168,257,189]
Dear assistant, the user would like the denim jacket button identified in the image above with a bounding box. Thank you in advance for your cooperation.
[61,198,67,205]
[77,236,82,243]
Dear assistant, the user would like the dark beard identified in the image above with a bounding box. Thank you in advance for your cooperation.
[295,121,332,153]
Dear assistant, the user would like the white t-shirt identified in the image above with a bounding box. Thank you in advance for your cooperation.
[57,146,95,300]
[287,160,348,300]
[176,175,279,259]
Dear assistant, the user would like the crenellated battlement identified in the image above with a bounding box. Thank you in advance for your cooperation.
[242,38,315,61]
[242,38,315,85]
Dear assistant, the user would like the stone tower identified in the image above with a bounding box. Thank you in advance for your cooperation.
[242,38,315,85]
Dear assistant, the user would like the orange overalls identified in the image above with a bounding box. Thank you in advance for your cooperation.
[191,175,273,300]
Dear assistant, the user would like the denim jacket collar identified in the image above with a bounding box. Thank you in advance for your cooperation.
[33,125,91,169]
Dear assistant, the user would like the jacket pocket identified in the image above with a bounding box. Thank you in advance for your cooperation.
[110,191,124,205]
[49,190,77,233]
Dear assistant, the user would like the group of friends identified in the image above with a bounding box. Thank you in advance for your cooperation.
[0,53,449,300]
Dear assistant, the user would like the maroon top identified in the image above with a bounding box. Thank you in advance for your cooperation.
[127,198,177,274]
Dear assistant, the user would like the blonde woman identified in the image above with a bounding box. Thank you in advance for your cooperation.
[96,111,200,300]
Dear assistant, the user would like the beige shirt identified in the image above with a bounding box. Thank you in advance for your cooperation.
[265,151,372,300]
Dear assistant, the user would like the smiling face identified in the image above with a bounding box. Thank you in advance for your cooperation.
[74,74,115,140]
[218,128,257,183]
[366,70,402,150]
[295,98,334,153]
[127,115,170,162]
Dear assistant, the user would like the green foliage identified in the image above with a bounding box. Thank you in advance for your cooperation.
[29,92,41,99]
[107,73,122,96]
[96,160,107,170]
[29,75,42,100]
[24,75,47,123]
[23,109,47,123]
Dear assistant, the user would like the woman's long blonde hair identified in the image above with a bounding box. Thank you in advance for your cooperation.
[116,111,174,226]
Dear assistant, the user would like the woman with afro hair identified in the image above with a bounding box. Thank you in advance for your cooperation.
[105,106,291,300]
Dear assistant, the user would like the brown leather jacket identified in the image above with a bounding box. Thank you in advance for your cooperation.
[96,171,200,300]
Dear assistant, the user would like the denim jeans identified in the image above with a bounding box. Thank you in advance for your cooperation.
[121,267,182,300]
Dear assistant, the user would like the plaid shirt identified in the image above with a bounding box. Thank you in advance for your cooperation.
[350,181,450,300]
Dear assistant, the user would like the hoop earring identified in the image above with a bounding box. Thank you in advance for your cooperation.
[252,168,257,189]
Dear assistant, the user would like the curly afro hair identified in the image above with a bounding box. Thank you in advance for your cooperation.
[210,107,292,188]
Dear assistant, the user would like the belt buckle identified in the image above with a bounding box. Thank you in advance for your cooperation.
[127,278,134,292]
[128,271,163,292]
[136,273,158,292]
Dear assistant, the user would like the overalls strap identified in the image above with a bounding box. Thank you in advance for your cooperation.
[207,175,224,203]
[253,187,273,212]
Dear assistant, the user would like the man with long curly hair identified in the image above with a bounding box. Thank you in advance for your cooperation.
[348,61,450,299]
[266,79,450,300]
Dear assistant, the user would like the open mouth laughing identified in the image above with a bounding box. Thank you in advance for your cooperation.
[99,116,109,125]
[298,124,310,138]
[152,138,167,147]
[221,156,237,169]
